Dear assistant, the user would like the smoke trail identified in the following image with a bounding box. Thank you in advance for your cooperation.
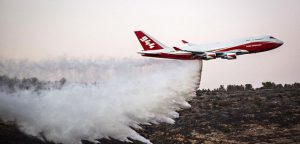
[0,58,202,143]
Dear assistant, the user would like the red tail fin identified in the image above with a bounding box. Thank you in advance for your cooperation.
[134,31,167,51]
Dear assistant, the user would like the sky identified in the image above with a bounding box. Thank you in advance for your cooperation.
[0,0,299,89]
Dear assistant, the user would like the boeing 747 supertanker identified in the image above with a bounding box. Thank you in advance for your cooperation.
[134,31,283,60]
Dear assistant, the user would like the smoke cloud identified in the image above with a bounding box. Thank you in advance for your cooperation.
[0,58,202,143]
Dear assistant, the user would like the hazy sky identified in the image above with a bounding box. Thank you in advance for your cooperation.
[0,0,299,88]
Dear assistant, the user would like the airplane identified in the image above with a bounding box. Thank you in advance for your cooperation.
[134,31,283,60]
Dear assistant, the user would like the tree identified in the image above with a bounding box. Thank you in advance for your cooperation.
[218,85,226,91]
[227,85,245,91]
[262,82,276,89]
[59,78,66,86]
[276,84,283,89]
[245,84,253,90]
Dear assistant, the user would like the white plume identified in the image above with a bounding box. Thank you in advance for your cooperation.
[0,58,202,143]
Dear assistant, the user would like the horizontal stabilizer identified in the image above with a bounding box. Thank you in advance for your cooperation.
[181,40,195,46]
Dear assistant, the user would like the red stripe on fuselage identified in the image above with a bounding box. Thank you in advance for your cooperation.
[212,42,281,53]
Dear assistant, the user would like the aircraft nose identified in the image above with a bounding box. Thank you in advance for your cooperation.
[274,39,284,48]
[277,39,284,46]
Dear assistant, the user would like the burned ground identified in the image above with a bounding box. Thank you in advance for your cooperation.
[136,84,300,144]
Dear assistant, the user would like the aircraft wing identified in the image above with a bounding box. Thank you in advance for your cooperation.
[181,49,249,60]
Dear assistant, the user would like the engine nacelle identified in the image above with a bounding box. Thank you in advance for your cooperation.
[201,52,217,60]
[222,53,237,60]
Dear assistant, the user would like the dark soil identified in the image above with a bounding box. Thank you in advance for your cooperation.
[136,86,300,144]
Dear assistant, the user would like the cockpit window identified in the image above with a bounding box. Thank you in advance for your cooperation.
[270,36,275,39]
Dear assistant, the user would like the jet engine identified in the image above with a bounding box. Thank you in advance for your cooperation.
[222,53,237,60]
[201,52,217,60]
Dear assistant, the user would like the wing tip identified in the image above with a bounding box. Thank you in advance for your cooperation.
[182,40,189,44]
[173,47,182,50]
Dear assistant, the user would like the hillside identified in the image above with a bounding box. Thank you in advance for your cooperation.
[136,83,300,144]
[0,78,299,144]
